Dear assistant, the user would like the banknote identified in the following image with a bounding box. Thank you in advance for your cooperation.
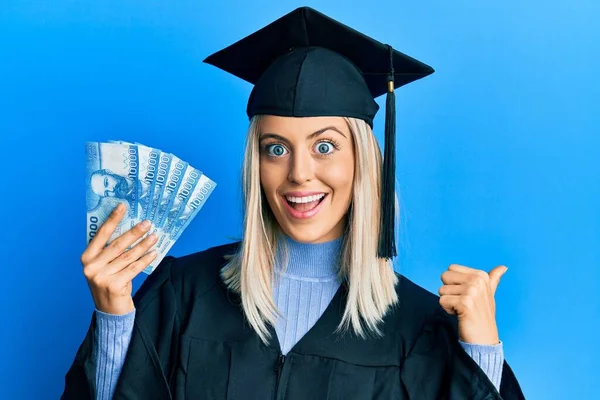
[85,141,140,244]
[107,140,161,221]
[152,155,189,229]
[154,165,203,251]
[145,174,216,273]
[137,144,162,220]
[86,141,215,275]
[146,152,173,223]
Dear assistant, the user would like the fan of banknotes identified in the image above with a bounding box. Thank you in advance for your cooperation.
[85,141,216,274]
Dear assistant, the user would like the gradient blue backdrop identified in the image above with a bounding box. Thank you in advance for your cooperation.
[0,1,598,398]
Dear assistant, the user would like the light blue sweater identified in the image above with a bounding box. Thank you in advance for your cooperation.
[94,236,504,399]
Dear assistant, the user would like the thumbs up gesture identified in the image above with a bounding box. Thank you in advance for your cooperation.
[439,264,508,345]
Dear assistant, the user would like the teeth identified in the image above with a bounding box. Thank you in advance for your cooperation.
[285,193,325,204]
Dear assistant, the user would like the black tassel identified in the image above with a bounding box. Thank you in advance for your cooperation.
[377,45,397,259]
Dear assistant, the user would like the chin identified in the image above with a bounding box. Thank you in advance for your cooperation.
[280,223,336,244]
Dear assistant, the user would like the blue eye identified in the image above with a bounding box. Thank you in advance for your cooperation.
[316,142,334,155]
[266,144,288,157]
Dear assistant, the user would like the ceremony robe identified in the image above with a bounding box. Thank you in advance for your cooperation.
[62,242,525,399]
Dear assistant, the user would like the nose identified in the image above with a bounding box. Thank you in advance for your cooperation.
[107,177,117,193]
[287,149,314,185]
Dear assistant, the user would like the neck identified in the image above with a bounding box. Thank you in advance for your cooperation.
[275,233,344,279]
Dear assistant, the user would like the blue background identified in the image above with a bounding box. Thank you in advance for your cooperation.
[1,1,598,398]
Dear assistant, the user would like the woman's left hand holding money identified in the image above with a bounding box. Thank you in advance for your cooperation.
[438,264,508,345]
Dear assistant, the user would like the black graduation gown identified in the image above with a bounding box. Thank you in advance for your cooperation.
[62,242,525,400]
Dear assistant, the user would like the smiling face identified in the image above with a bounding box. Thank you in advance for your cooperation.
[259,115,355,243]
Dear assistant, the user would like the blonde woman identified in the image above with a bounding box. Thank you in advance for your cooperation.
[63,7,524,400]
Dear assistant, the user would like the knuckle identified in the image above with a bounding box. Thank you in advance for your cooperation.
[135,223,149,236]
[90,274,105,288]
[141,252,155,264]
[140,253,156,268]
[460,296,474,310]
[475,270,488,280]
[129,260,147,275]
[82,267,94,280]
[107,239,125,254]
[130,259,143,271]
[98,220,113,233]
[145,233,157,246]
[465,285,478,297]
[120,250,135,264]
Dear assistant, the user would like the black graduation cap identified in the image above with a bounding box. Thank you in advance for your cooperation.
[204,6,434,259]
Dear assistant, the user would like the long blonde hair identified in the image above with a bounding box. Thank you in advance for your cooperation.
[220,115,399,344]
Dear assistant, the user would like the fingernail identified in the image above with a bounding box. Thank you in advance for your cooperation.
[140,220,151,229]
[149,250,157,257]
[149,233,157,243]
[116,203,125,213]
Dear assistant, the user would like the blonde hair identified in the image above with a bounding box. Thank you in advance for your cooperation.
[220,115,399,344]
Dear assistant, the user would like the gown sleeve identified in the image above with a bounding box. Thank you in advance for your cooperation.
[400,307,526,400]
[61,256,180,400]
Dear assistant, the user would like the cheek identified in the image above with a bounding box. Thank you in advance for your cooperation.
[260,160,286,197]
[321,157,354,197]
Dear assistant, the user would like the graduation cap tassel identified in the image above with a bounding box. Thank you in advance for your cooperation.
[378,45,397,260]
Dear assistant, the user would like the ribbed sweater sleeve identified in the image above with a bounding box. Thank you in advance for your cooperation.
[93,309,136,400]
[459,340,504,392]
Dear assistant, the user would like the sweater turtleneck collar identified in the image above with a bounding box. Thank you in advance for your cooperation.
[274,233,344,280]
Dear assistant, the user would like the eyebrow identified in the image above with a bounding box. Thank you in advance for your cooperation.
[259,126,347,143]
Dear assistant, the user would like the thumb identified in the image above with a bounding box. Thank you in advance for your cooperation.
[488,265,508,294]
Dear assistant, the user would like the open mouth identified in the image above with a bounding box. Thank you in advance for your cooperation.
[282,193,328,219]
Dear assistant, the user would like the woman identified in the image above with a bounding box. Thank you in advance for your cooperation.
[63,7,525,400]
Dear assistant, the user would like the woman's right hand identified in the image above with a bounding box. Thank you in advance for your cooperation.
[80,203,159,315]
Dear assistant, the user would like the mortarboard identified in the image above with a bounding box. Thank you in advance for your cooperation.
[204,6,434,259]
